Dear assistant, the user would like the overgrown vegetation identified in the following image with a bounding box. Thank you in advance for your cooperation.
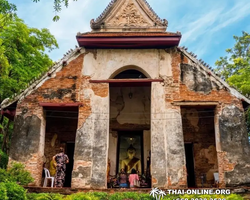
[0,14,58,103]
[0,162,34,185]
[0,163,245,200]
[215,31,250,96]
[0,116,14,156]
[0,162,34,200]
[215,31,250,135]
[0,149,8,169]
[0,0,58,168]
[25,192,244,200]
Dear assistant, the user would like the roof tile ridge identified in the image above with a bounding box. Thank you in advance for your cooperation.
[91,0,118,25]
[177,46,250,103]
[140,0,164,23]
[0,46,83,109]
[79,31,181,35]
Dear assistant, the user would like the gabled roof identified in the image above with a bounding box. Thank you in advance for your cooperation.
[0,47,83,110]
[1,46,250,111]
[177,46,250,105]
[90,0,168,32]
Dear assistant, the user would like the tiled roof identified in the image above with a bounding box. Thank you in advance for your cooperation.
[78,32,181,37]
[0,47,83,110]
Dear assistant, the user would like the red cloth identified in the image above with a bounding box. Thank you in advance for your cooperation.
[129,174,139,186]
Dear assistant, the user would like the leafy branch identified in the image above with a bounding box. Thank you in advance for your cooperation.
[32,0,78,21]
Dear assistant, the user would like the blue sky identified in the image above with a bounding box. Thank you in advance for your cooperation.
[9,0,250,67]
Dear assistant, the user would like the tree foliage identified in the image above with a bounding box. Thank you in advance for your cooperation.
[0,13,58,103]
[215,31,250,136]
[215,31,250,97]
[32,0,78,21]
[0,0,16,15]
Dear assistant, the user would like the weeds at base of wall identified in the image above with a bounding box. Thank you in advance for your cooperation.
[25,192,245,200]
[0,150,8,169]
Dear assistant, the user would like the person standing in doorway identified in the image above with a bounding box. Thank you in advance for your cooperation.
[53,147,69,188]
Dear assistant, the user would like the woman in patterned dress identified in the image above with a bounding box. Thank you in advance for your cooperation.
[53,147,69,188]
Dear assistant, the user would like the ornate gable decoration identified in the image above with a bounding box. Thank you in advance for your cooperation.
[90,0,168,32]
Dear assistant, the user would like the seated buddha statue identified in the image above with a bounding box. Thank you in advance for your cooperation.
[121,144,141,174]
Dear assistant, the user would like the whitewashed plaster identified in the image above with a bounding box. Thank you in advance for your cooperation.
[108,132,118,176]
[83,49,172,79]
[110,87,150,125]
[150,82,168,186]
[143,130,151,172]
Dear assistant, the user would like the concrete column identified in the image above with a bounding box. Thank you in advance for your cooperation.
[218,105,250,186]
[9,107,45,186]
[151,82,167,188]
[72,84,109,189]
[214,105,224,187]
[165,106,186,188]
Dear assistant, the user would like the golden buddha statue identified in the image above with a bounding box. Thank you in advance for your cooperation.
[121,144,141,174]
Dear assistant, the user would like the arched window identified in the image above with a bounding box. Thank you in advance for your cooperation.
[113,69,147,79]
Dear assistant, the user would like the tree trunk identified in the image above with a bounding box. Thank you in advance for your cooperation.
[0,114,3,135]
[2,119,10,153]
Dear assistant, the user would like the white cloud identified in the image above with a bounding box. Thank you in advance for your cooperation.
[172,0,250,59]
[8,0,250,65]
[210,1,250,33]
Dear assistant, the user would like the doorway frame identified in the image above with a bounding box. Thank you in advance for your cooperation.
[184,142,196,187]
[116,131,144,175]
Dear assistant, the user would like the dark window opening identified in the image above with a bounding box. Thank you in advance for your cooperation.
[114,70,147,79]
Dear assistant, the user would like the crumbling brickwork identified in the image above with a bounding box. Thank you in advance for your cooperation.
[8,47,250,189]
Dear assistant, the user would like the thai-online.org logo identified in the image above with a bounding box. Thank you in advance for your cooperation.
[146,187,230,200]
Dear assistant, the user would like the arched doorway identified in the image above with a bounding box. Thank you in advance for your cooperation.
[107,68,151,188]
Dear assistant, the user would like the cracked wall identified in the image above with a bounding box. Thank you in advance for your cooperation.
[9,47,250,189]
[219,105,250,186]
[182,107,218,187]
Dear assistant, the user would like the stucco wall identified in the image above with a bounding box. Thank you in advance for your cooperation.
[83,49,172,79]
[182,107,218,187]
[110,86,150,129]
[9,47,250,189]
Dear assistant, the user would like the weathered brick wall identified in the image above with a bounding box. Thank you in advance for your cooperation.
[219,105,250,186]
[182,107,217,187]
[10,52,85,186]
[9,47,250,189]
[169,48,250,188]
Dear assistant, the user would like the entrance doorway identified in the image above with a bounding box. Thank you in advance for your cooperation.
[181,106,218,187]
[185,143,195,187]
[43,105,78,187]
[108,68,151,188]
[65,143,75,187]
[116,131,144,174]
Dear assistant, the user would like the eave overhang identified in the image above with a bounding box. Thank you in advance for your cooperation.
[0,109,16,121]
[39,102,83,107]
[39,102,83,111]
[76,34,181,48]
[90,78,163,87]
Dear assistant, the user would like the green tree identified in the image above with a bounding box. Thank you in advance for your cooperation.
[215,31,250,97]
[0,14,58,103]
[0,0,16,16]
[1,0,78,21]
[32,0,78,21]
[0,1,58,156]
[215,31,250,136]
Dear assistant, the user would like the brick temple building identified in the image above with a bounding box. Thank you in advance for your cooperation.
[1,0,250,189]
